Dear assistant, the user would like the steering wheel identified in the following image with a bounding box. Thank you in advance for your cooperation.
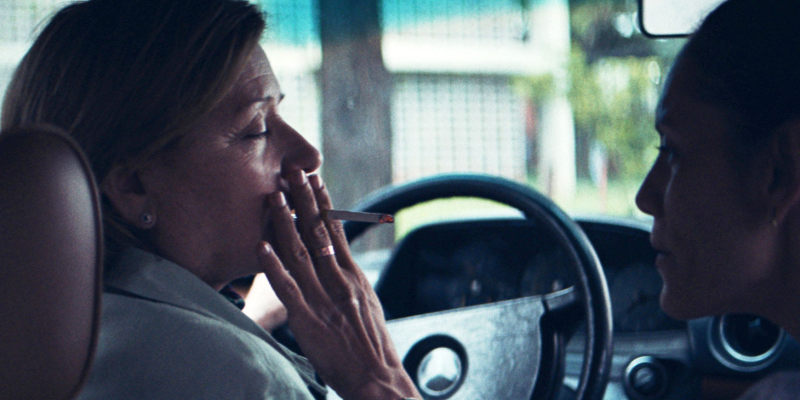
[344,173,613,400]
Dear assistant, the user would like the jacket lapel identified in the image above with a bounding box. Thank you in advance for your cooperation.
[103,247,326,396]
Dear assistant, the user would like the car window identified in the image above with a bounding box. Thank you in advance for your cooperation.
[0,0,684,241]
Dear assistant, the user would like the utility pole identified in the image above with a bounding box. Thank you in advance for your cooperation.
[319,0,394,249]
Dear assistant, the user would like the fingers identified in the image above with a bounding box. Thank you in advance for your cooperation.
[287,171,354,302]
[256,241,312,317]
[307,174,357,271]
[264,191,328,307]
[287,171,337,269]
[306,174,386,352]
[259,177,421,399]
[265,171,352,311]
[242,273,288,331]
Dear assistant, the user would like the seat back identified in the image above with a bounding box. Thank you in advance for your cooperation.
[0,126,103,400]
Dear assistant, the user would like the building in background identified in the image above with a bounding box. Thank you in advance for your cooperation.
[266,0,576,195]
[0,0,72,101]
[0,0,575,199]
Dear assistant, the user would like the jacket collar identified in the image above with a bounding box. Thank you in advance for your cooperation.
[103,246,326,396]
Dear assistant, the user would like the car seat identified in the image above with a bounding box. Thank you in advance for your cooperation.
[0,125,103,400]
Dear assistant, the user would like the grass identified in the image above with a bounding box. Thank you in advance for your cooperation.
[549,178,648,218]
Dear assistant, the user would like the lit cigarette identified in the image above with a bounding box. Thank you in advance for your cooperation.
[321,209,394,224]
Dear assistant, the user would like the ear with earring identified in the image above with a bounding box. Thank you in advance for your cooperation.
[141,212,155,228]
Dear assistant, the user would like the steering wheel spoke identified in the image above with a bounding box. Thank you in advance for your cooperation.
[544,286,581,314]
[544,286,585,334]
[386,295,550,399]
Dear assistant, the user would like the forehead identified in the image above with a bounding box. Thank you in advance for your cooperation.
[656,59,732,144]
[181,46,281,140]
[229,45,281,109]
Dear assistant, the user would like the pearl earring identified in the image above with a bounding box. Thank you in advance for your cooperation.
[141,213,154,226]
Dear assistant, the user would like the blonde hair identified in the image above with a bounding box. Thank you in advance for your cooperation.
[2,0,266,251]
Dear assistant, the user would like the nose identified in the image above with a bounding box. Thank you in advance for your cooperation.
[279,120,322,176]
[635,157,666,217]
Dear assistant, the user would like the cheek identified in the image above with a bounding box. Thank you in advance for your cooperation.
[214,157,279,214]
[663,162,749,247]
[202,145,278,189]
[159,150,279,226]
[660,180,772,317]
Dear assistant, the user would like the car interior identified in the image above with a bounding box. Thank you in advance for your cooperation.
[0,126,103,400]
[2,0,798,399]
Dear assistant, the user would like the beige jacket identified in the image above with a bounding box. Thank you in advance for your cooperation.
[77,247,326,399]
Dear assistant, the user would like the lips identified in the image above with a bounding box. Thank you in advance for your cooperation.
[654,251,670,267]
[652,241,672,270]
[649,232,671,269]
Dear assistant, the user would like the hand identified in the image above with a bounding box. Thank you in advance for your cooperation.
[242,273,288,332]
[257,171,421,400]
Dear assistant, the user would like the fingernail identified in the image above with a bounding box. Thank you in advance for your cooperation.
[270,191,287,208]
[259,241,272,256]
[309,174,324,190]
[289,170,307,186]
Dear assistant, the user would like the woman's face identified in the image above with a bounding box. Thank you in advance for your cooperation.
[635,57,777,320]
[140,45,321,289]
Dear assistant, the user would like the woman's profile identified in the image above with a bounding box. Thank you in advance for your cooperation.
[637,0,800,397]
[2,0,421,399]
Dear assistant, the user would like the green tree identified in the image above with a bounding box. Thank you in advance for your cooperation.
[517,0,683,182]
[568,47,661,179]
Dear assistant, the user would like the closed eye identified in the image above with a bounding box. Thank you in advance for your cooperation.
[244,130,269,139]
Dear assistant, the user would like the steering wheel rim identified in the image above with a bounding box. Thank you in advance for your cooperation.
[344,173,613,400]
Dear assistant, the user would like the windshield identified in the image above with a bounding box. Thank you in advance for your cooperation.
[0,0,684,241]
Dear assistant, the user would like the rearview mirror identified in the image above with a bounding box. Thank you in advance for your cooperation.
[638,0,725,37]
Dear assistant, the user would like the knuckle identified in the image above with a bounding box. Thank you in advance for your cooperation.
[324,309,348,329]
[346,297,361,310]
[333,290,359,310]
[282,279,302,298]
[293,246,310,262]
[311,222,328,239]
[329,222,345,236]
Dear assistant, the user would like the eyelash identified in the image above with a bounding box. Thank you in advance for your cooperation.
[655,145,677,161]
[243,109,280,141]
[244,128,269,140]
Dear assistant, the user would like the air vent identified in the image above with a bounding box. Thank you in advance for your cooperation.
[709,314,785,372]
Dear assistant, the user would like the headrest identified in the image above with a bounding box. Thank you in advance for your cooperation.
[0,125,103,400]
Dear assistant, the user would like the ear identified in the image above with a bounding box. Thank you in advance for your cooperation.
[100,163,153,229]
[768,119,800,224]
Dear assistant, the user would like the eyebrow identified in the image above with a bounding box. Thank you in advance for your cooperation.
[247,93,286,105]
[236,93,286,115]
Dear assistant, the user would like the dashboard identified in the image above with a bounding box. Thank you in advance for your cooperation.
[375,217,681,334]
[365,216,800,400]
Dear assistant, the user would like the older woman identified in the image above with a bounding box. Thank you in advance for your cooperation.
[2,0,420,399]
[636,0,800,398]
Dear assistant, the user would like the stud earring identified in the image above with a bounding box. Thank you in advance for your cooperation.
[141,213,154,227]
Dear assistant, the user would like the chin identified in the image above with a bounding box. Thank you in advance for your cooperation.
[659,286,714,321]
